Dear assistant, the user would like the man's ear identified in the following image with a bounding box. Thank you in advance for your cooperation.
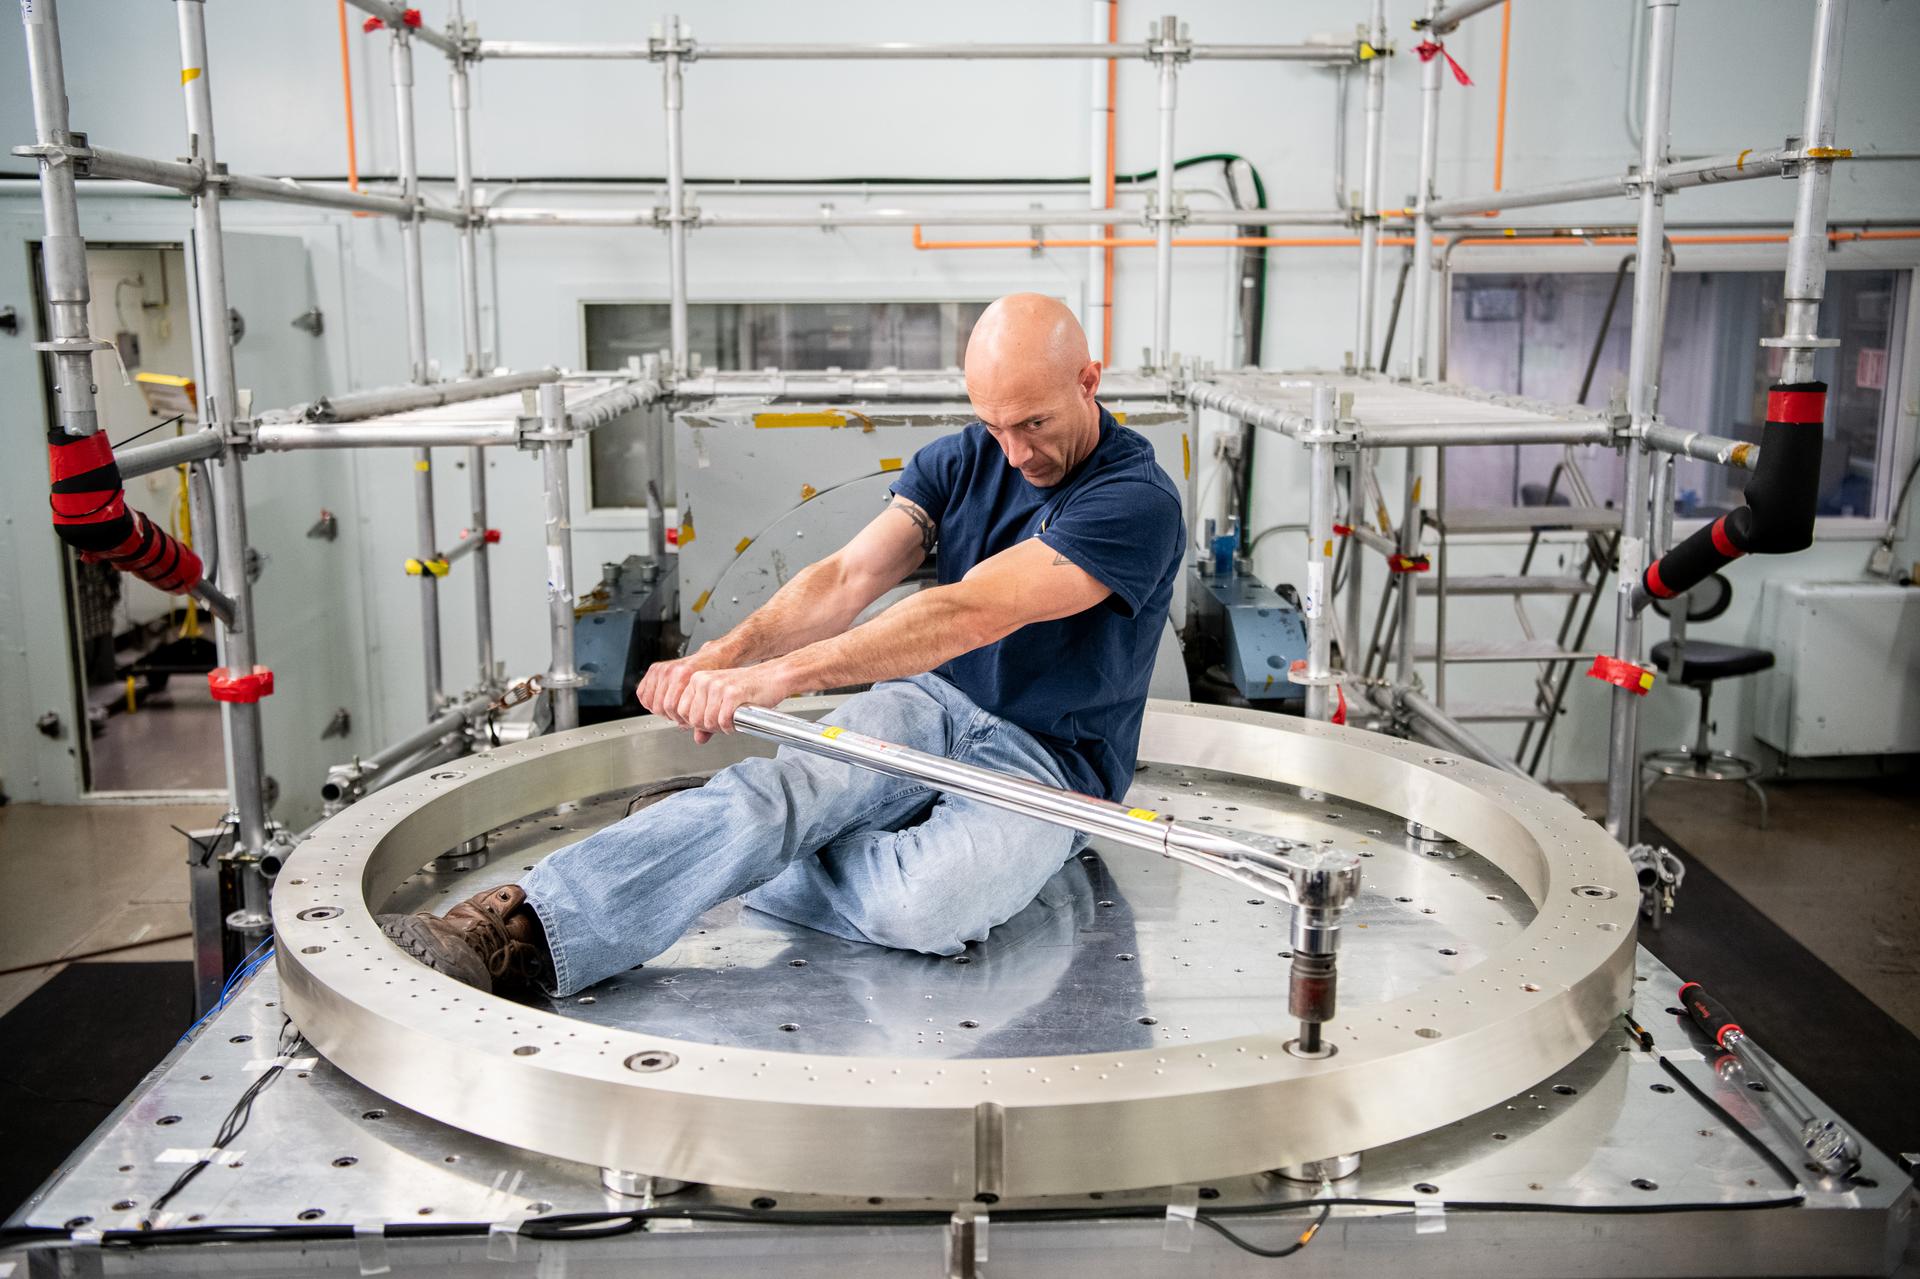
[1079,359,1103,401]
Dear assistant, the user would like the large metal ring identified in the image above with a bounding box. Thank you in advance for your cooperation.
[274,700,1636,1198]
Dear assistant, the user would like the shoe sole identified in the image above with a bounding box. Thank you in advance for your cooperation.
[378,913,495,994]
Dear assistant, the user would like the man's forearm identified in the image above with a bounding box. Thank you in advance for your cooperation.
[772,582,1004,693]
[704,557,868,666]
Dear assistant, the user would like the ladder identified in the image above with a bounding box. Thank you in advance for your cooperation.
[1364,449,1618,775]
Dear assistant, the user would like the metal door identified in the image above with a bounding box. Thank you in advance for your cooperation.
[200,230,368,831]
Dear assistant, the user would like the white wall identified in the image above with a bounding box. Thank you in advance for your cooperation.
[1,1,1916,805]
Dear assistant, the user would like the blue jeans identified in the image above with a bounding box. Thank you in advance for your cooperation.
[521,674,1086,998]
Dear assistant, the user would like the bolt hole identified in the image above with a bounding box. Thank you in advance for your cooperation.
[1650,1083,1675,1094]
[1438,947,1458,956]
[301,945,325,955]
[1415,1027,1442,1039]
[111,1200,136,1212]
[953,955,971,964]
[1116,953,1134,962]
[788,959,809,968]
[974,1192,999,1205]
[1414,1182,1440,1195]
[1552,1084,1577,1096]
[1747,1080,1770,1093]
[298,1208,325,1221]
[1138,1016,1158,1026]
[333,1156,358,1167]
[1631,1178,1658,1191]
[1197,1186,1220,1201]
[362,1109,387,1120]
[229,1034,252,1044]
[513,1045,539,1056]
[751,1197,778,1210]
[1522,983,1542,993]
[296,906,341,922]
[155,1115,181,1126]
[779,1023,800,1033]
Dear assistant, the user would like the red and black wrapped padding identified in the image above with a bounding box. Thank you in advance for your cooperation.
[48,429,203,595]
[1677,979,1743,1051]
[1639,382,1825,605]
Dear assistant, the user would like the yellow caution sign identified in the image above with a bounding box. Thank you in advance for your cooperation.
[691,589,711,614]
[821,726,845,740]
[735,536,753,554]
[1125,807,1159,821]
[879,458,903,472]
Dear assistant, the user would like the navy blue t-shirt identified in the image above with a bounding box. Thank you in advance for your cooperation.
[891,407,1185,801]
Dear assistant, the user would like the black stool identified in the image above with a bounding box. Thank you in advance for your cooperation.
[1639,573,1774,827]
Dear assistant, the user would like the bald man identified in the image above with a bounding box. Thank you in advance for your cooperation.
[380,294,1186,998]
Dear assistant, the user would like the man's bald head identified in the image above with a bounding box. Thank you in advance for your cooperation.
[963,294,1104,489]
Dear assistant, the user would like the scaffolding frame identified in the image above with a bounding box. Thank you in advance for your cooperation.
[16,0,1862,999]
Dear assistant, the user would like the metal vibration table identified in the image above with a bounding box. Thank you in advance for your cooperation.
[5,707,1913,1276]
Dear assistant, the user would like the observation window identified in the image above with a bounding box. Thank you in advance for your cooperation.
[581,300,988,511]
[1443,269,1909,525]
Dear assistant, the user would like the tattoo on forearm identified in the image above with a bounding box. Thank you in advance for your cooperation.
[890,496,938,554]
[1051,552,1073,566]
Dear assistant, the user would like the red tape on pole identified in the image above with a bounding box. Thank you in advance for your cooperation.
[1765,388,1826,424]
[1587,654,1655,696]
[209,666,275,704]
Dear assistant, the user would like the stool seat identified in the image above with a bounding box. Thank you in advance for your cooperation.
[1649,639,1775,685]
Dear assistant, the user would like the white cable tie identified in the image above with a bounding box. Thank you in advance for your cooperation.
[1415,1199,1447,1235]
[486,1217,527,1262]
[355,1220,392,1276]
[69,1229,103,1247]
[1162,1186,1199,1253]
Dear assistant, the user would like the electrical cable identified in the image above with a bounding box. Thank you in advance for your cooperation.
[0,932,194,978]
[178,935,275,1044]
[1197,1201,1330,1258]
[142,1017,301,1228]
[0,1187,1813,1258]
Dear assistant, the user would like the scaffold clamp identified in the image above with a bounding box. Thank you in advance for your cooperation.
[1388,553,1430,574]
[1586,654,1655,696]
[405,557,451,577]
[209,665,275,704]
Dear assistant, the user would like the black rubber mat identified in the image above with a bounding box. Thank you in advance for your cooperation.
[1639,819,1920,1164]
[0,962,193,1220]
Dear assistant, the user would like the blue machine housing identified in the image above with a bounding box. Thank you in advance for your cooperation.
[1194,566,1309,704]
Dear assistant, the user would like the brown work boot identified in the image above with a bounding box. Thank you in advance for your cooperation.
[378,884,550,998]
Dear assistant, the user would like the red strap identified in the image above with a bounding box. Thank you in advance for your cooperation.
[362,14,385,31]
[1331,523,1353,537]
[1766,388,1825,425]
[1388,554,1430,574]
[1587,654,1655,696]
[209,665,275,704]
[1643,558,1674,600]
[1414,39,1474,86]
[1331,681,1348,726]
[1709,515,1740,559]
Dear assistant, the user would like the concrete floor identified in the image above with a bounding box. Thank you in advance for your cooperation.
[1561,775,1920,1037]
[86,682,225,792]
[0,800,222,1018]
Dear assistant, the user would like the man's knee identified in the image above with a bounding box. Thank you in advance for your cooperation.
[851,889,976,956]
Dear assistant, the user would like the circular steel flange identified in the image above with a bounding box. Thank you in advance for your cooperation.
[274,700,1637,1198]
